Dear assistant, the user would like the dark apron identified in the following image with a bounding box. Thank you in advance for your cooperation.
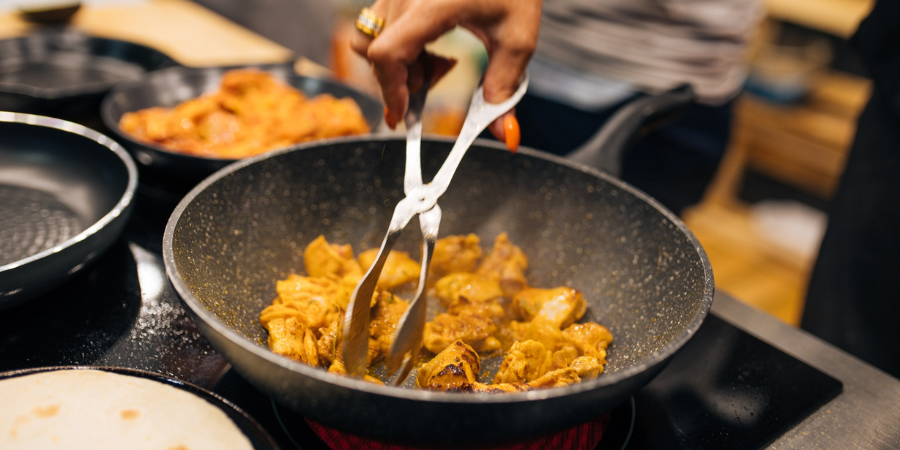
[801,0,900,378]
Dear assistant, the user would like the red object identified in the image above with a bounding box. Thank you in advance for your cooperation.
[306,413,610,450]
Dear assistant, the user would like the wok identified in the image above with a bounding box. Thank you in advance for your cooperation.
[163,83,713,445]
[101,64,383,194]
[0,112,137,310]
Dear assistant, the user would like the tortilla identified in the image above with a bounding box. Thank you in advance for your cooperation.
[0,369,254,450]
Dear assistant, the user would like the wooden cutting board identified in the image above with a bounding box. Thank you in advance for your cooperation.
[0,0,295,67]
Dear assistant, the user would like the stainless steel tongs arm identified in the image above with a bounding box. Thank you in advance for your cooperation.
[343,71,529,380]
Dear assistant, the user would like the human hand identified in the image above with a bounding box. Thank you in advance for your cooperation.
[351,0,541,145]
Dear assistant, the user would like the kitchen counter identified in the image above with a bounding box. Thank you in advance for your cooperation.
[0,0,293,67]
[712,291,900,448]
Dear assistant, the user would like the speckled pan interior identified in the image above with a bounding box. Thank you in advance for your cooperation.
[170,137,712,379]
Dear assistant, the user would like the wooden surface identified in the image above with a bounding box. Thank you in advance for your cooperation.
[0,0,294,67]
[766,0,874,38]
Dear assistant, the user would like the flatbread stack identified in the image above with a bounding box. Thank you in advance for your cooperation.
[0,369,254,450]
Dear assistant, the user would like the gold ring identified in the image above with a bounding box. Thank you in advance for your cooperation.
[355,7,385,39]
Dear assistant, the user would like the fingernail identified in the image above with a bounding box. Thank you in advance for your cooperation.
[504,115,520,154]
[384,106,397,130]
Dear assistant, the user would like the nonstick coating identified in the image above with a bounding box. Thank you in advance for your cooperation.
[164,136,713,447]
[0,112,137,310]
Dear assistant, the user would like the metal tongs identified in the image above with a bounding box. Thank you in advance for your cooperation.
[342,69,529,384]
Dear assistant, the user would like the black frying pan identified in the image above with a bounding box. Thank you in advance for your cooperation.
[0,113,137,310]
[163,85,713,446]
[101,64,383,194]
[0,29,176,126]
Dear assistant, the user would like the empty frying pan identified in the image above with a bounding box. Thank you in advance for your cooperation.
[0,112,137,310]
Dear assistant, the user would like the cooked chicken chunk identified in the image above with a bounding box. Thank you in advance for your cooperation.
[527,355,604,389]
[561,322,614,361]
[433,272,504,308]
[369,291,410,360]
[424,310,501,354]
[417,340,481,390]
[469,382,532,393]
[266,317,320,366]
[509,320,563,351]
[327,357,384,384]
[304,235,363,284]
[475,233,529,298]
[493,340,553,384]
[446,296,506,320]
[259,274,345,330]
[551,345,580,370]
[513,287,587,329]
[430,234,483,278]
[358,248,422,290]
[316,315,343,365]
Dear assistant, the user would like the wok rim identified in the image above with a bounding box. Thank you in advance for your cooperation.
[99,64,383,165]
[0,111,138,273]
[163,135,714,405]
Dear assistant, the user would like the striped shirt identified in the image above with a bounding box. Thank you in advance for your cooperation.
[531,0,764,106]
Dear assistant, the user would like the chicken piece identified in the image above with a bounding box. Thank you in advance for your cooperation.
[316,315,343,365]
[259,274,345,330]
[266,317,320,367]
[326,357,384,384]
[561,322,614,361]
[527,367,580,389]
[369,291,410,359]
[417,340,481,391]
[470,382,533,393]
[527,355,604,389]
[446,296,507,320]
[424,310,501,354]
[304,235,363,285]
[475,233,529,298]
[358,248,422,290]
[551,345,580,370]
[430,234,483,278]
[568,355,604,379]
[433,272,503,308]
[492,340,553,384]
[509,320,563,351]
[513,287,587,329]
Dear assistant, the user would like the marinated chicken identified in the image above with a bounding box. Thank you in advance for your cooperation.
[417,340,481,390]
[430,234,483,278]
[261,233,614,394]
[358,248,421,290]
[423,309,501,354]
[119,69,370,159]
[433,272,503,308]
[492,340,553,384]
[369,291,410,359]
[475,232,529,298]
[513,287,587,329]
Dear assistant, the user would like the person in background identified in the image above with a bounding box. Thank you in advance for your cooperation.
[517,0,762,215]
[801,0,900,379]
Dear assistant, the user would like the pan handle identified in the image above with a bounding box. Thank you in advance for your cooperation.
[566,84,695,176]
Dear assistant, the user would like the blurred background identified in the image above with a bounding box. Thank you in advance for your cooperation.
[1,0,876,326]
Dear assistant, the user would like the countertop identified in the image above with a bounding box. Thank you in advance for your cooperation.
[712,291,900,449]
[0,0,298,68]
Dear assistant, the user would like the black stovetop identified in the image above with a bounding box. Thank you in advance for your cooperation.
[0,189,842,450]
